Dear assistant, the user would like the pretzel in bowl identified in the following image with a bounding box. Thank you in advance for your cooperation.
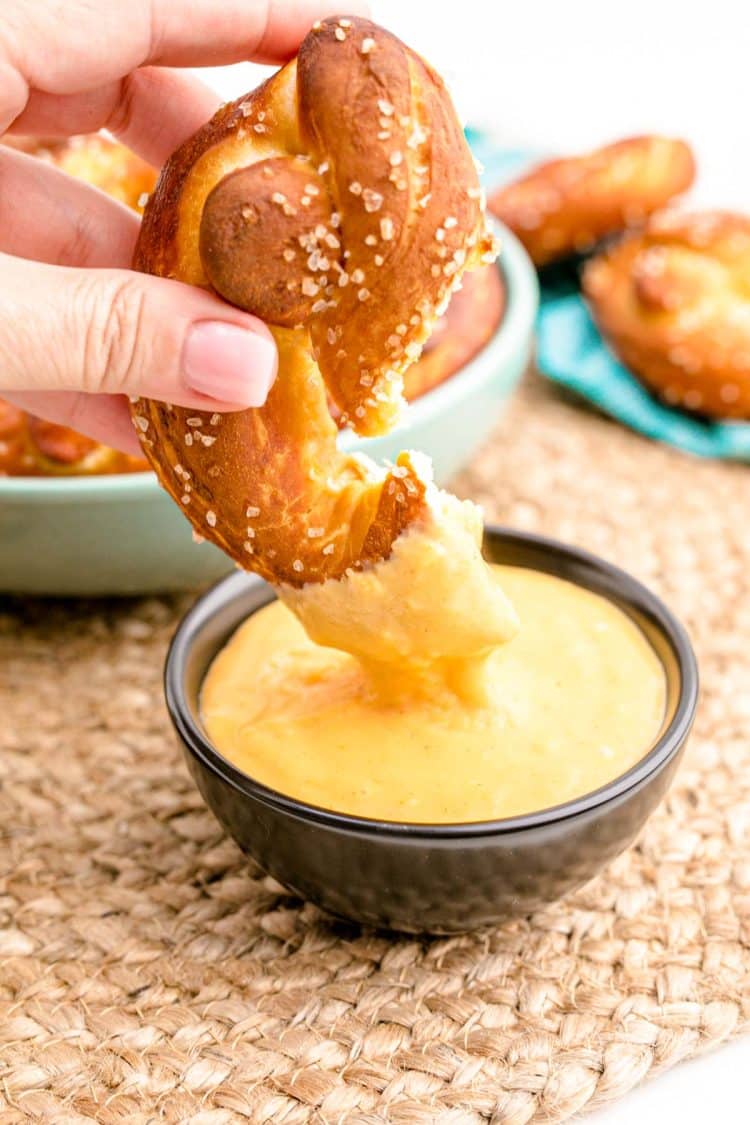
[584,210,750,420]
[489,136,695,268]
[131,16,495,588]
[0,399,145,476]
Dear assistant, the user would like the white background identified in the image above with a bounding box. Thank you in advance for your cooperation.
[200,1,749,1118]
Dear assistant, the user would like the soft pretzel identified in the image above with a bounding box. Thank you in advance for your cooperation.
[131,16,494,587]
[583,210,750,420]
[489,136,695,268]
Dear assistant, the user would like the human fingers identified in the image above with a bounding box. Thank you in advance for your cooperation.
[3,389,143,456]
[0,144,140,267]
[0,0,371,131]
[9,67,220,169]
[0,252,278,410]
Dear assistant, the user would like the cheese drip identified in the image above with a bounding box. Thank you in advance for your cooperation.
[280,488,519,701]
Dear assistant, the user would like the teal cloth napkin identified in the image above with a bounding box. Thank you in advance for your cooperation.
[468,130,750,461]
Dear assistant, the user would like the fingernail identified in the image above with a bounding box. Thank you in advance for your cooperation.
[182,321,277,406]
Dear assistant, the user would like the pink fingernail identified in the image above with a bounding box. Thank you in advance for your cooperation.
[182,321,277,406]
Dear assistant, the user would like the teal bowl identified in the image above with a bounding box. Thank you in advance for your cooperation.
[0,224,538,596]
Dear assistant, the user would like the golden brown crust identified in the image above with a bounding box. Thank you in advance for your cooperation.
[199,158,333,325]
[583,210,750,420]
[490,136,695,267]
[132,16,493,587]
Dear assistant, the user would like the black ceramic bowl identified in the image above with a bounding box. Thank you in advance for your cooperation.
[165,527,698,934]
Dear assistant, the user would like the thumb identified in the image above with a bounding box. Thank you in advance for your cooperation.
[0,252,278,409]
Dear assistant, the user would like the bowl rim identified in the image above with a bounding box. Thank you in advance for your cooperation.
[165,526,699,840]
[0,220,538,500]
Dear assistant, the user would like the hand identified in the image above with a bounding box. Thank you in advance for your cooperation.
[0,0,367,453]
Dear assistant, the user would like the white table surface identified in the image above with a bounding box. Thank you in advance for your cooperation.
[197,4,749,1115]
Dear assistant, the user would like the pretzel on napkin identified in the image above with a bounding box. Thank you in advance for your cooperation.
[490,136,695,268]
[131,16,494,587]
[584,210,750,420]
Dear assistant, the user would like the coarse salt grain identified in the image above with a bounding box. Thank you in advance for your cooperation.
[361,36,375,53]
[363,188,383,212]
[380,217,394,240]
[206,510,217,527]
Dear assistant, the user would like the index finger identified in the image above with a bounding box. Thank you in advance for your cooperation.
[0,0,370,126]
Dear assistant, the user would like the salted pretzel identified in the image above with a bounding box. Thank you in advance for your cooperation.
[489,136,695,268]
[131,16,494,587]
[584,210,750,420]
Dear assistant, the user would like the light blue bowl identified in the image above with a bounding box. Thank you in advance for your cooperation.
[0,223,537,595]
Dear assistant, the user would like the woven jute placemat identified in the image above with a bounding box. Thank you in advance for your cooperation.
[1,370,749,1124]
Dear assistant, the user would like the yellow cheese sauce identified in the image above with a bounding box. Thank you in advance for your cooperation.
[201,565,667,823]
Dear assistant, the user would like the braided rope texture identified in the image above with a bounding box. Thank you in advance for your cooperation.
[1,370,749,1123]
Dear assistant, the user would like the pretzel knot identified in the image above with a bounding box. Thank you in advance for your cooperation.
[131,16,494,587]
[584,211,750,420]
